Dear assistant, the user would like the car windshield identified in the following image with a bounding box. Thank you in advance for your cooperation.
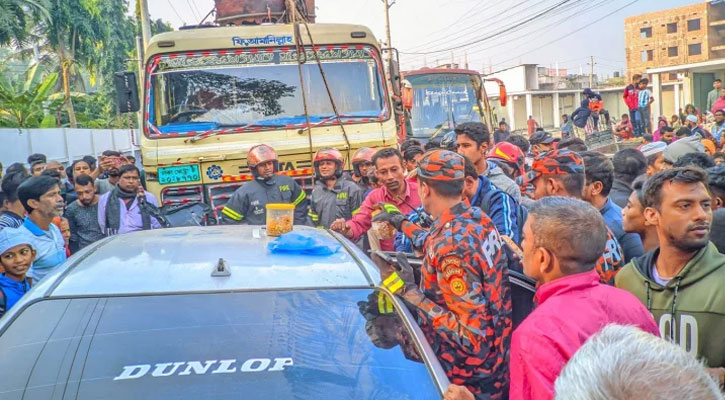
[0,289,440,399]
[148,46,387,134]
[406,73,483,138]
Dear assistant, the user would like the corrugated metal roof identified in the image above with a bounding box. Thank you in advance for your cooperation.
[49,226,374,297]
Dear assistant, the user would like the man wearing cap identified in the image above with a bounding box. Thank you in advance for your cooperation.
[640,142,668,176]
[526,149,625,285]
[663,136,705,167]
[27,154,46,177]
[372,149,512,399]
[685,114,706,138]
[528,131,556,157]
[222,144,310,226]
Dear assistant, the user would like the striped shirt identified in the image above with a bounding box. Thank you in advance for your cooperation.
[0,211,24,231]
[638,89,651,108]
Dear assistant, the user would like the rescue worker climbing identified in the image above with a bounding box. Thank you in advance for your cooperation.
[308,148,364,229]
[221,144,310,225]
[372,149,512,400]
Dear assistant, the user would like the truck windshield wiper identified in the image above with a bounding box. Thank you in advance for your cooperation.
[186,122,286,143]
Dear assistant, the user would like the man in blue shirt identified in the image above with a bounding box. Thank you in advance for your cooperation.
[638,78,654,135]
[581,152,644,263]
[16,175,67,282]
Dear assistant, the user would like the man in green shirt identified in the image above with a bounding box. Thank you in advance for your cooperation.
[707,79,722,113]
[616,167,725,382]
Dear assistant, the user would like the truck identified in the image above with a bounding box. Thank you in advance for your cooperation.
[115,2,398,220]
[399,67,506,145]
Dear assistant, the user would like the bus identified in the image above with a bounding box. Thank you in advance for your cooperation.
[401,68,505,144]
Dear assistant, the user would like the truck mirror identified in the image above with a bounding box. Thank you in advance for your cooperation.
[114,72,140,113]
[401,80,413,110]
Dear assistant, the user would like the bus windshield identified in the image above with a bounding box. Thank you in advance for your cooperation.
[148,46,387,135]
[406,73,483,139]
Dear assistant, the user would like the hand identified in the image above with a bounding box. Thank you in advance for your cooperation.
[372,203,407,231]
[376,252,423,305]
[443,385,475,400]
[330,218,352,238]
[357,291,395,321]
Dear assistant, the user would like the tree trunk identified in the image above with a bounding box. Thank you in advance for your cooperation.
[62,60,77,128]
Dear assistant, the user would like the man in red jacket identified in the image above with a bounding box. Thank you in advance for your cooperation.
[509,196,660,400]
[623,73,642,137]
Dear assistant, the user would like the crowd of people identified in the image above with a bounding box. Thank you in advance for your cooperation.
[2,89,725,398]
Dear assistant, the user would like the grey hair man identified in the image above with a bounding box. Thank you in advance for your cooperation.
[554,324,723,400]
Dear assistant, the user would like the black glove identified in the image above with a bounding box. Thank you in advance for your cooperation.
[372,203,407,231]
[382,252,424,305]
[358,291,395,321]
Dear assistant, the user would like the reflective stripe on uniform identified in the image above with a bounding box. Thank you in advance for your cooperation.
[383,272,404,293]
[377,291,394,314]
[308,211,319,222]
[222,206,243,221]
[351,207,361,216]
[293,190,307,206]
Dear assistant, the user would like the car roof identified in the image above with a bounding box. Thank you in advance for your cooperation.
[42,226,377,298]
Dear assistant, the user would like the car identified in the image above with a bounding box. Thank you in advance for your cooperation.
[0,226,450,400]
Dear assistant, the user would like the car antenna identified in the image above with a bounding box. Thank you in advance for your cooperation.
[211,258,231,277]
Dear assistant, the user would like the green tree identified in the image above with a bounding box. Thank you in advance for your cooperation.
[0,0,50,46]
[0,63,65,127]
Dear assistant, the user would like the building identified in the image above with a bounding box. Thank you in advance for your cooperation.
[483,64,617,132]
[214,0,316,25]
[625,1,725,117]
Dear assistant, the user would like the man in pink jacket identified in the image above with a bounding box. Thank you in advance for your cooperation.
[331,148,421,251]
[510,196,660,400]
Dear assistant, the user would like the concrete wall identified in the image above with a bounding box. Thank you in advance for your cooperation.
[0,129,140,168]
[483,65,528,93]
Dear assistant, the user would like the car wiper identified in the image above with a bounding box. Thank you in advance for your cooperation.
[186,123,286,143]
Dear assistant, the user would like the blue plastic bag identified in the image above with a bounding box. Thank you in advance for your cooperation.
[268,230,341,256]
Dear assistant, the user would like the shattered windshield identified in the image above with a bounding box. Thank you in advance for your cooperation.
[406,73,483,138]
[148,46,387,134]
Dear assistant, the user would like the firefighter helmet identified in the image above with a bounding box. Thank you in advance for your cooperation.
[247,144,278,179]
[313,147,344,180]
[352,147,376,177]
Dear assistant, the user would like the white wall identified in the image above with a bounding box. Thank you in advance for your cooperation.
[0,129,140,168]
[484,66,528,94]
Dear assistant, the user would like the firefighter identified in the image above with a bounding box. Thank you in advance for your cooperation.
[308,148,364,229]
[221,144,310,225]
[372,149,512,400]
[351,147,376,194]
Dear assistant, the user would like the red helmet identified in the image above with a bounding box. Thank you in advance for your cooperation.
[487,142,525,177]
[313,148,344,179]
[247,144,278,168]
[352,147,376,165]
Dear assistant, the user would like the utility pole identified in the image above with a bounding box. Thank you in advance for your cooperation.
[588,55,596,88]
[382,0,395,67]
[139,0,152,50]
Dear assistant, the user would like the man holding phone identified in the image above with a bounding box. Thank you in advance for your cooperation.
[372,149,513,400]
[95,150,128,194]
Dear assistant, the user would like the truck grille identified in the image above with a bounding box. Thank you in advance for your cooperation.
[160,186,203,206]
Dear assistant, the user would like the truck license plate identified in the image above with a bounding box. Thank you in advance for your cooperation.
[158,165,200,185]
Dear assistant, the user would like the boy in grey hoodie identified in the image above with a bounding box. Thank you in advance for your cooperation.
[616,167,725,383]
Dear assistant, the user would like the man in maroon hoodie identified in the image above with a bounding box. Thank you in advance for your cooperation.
[509,197,660,399]
[624,73,642,136]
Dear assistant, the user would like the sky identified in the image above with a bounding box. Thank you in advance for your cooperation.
[142,0,703,77]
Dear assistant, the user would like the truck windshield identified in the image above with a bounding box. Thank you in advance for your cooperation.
[406,73,483,139]
[148,46,387,134]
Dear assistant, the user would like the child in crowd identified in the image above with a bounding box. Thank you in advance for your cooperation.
[615,113,634,140]
[638,78,654,135]
[0,228,35,317]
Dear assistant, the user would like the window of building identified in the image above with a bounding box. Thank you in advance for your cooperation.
[668,46,679,57]
[641,49,654,62]
[667,22,678,33]
[688,19,701,31]
[640,27,652,38]
[668,73,679,80]
[689,43,702,56]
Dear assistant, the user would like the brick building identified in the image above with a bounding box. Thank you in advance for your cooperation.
[624,1,725,119]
